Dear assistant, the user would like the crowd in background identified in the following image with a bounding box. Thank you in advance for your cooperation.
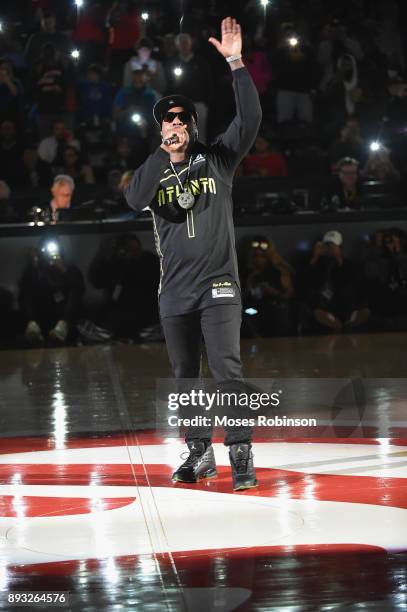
[0,0,407,347]
[1,225,407,349]
[0,0,406,219]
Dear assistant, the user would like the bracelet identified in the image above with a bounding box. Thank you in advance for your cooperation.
[226,54,242,63]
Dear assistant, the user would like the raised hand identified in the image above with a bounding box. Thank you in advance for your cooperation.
[208,16,242,58]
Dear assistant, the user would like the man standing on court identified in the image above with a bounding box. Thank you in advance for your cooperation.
[125,17,262,491]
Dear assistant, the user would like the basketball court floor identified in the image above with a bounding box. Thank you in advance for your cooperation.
[0,334,406,611]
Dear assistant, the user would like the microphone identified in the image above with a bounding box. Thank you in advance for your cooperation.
[163,134,179,146]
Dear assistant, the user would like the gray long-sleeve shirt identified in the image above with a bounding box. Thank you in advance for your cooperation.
[125,67,262,318]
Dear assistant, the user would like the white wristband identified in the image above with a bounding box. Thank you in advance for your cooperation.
[226,54,242,63]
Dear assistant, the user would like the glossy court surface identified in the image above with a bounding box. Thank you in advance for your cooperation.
[0,334,406,611]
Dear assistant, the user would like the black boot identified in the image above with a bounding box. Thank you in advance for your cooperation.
[172,439,217,483]
[229,443,258,491]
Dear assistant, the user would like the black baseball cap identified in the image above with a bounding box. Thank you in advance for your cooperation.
[153,94,198,126]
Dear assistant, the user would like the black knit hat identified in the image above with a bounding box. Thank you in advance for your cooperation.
[153,94,198,126]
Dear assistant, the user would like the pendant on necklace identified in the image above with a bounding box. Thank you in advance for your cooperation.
[177,191,195,210]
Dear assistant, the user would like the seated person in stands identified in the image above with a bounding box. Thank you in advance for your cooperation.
[119,170,135,191]
[0,119,31,189]
[0,58,24,128]
[329,117,366,166]
[77,64,113,125]
[36,119,81,186]
[49,174,75,223]
[19,238,84,346]
[29,174,75,224]
[107,137,141,173]
[361,145,400,183]
[37,119,80,166]
[321,157,364,210]
[123,38,167,94]
[0,180,16,221]
[241,236,297,337]
[89,233,160,341]
[56,145,95,185]
[113,69,159,150]
[363,228,407,331]
[243,134,289,177]
[303,230,370,333]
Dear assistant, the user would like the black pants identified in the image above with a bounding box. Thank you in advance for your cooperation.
[161,304,253,446]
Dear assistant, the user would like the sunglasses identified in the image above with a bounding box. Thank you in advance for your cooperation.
[251,241,269,250]
[162,111,192,124]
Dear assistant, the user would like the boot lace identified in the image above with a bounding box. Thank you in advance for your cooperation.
[180,443,205,466]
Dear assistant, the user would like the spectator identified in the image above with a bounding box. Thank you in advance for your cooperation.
[274,23,317,124]
[243,134,289,177]
[361,145,400,183]
[107,137,141,173]
[19,238,84,346]
[318,21,364,92]
[123,38,167,94]
[106,169,123,200]
[119,170,134,191]
[160,33,177,64]
[321,53,362,133]
[36,174,75,224]
[89,233,160,340]
[0,120,31,188]
[303,230,369,333]
[242,236,297,337]
[113,68,159,147]
[330,117,366,167]
[72,1,106,65]
[0,180,16,222]
[0,23,25,74]
[77,64,113,124]
[321,157,364,211]
[363,228,407,330]
[383,77,407,130]
[0,180,10,201]
[24,11,70,68]
[37,119,80,165]
[107,0,142,84]
[242,37,272,98]
[377,0,403,68]
[58,146,95,185]
[164,32,214,142]
[0,59,24,128]
[31,43,72,138]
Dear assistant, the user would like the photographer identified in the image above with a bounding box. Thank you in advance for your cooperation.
[89,233,160,341]
[363,228,407,331]
[242,236,296,337]
[304,230,369,333]
[19,239,85,346]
